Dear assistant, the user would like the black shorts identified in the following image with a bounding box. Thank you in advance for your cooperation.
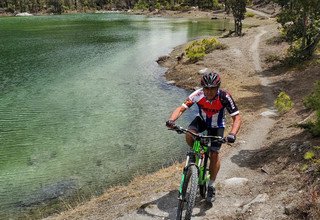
[188,116,224,152]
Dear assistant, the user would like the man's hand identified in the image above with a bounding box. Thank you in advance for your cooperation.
[166,120,175,128]
[226,133,236,143]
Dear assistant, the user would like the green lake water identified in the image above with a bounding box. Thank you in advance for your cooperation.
[0,13,230,218]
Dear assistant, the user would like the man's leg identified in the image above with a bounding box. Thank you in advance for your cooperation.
[209,151,220,183]
[206,128,224,203]
[206,151,220,203]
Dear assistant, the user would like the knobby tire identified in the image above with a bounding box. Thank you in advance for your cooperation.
[176,165,198,220]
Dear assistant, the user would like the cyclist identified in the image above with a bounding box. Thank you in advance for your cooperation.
[166,70,241,203]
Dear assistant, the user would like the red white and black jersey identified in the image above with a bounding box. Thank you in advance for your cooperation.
[182,88,239,128]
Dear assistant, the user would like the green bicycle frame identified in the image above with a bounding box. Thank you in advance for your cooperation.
[178,139,210,196]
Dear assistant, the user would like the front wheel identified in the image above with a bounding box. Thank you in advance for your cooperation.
[176,165,198,220]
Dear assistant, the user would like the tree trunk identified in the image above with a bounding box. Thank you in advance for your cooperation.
[234,18,237,35]
[234,18,242,36]
[76,0,78,10]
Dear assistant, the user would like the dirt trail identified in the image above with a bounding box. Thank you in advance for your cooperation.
[114,27,280,220]
[246,8,273,19]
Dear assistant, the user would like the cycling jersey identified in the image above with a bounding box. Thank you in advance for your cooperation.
[182,88,239,128]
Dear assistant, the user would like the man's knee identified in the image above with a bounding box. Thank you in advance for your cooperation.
[185,129,197,147]
[185,133,193,147]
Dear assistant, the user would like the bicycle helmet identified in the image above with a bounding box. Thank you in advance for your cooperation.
[201,71,221,88]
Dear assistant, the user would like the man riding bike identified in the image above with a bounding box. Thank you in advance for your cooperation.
[166,70,241,203]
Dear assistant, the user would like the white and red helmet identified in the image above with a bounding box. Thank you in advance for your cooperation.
[201,71,221,88]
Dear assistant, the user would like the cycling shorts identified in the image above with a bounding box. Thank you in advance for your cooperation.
[188,116,224,152]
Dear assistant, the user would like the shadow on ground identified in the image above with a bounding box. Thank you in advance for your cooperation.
[230,130,317,170]
[137,190,213,219]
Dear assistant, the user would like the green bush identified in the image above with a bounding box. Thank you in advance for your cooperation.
[185,42,206,63]
[274,91,293,114]
[212,0,224,10]
[266,35,286,45]
[133,0,149,10]
[185,37,227,62]
[304,81,320,136]
[155,2,161,10]
[245,11,255,17]
[303,146,320,176]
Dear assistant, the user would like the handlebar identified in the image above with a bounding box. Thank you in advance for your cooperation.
[170,125,226,144]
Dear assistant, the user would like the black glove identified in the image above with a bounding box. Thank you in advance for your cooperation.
[226,133,236,143]
[166,120,175,128]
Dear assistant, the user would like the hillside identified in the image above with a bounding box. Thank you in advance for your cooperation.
[45,8,320,220]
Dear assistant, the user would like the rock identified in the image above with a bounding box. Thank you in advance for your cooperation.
[260,110,278,117]
[290,143,298,152]
[224,177,249,187]
[15,12,33,16]
[261,165,270,174]
[302,141,311,148]
[17,179,77,207]
[198,68,210,75]
[156,55,169,64]
[241,193,269,213]
[298,112,316,125]
[176,52,184,62]
[284,203,296,215]
[166,80,175,85]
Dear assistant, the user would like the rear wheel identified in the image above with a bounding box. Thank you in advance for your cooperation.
[176,165,198,220]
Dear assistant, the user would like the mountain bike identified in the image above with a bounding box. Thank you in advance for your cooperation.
[170,125,226,220]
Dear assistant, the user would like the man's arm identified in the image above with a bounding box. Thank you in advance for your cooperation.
[229,113,241,136]
[168,105,187,122]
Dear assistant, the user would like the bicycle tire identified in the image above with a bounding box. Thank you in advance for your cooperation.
[176,165,198,220]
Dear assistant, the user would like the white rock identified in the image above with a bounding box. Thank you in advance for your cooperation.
[166,80,175,85]
[224,177,249,186]
[16,12,33,16]
[260,110,278,117]
[198,68,210,75]
[241,193,269,213]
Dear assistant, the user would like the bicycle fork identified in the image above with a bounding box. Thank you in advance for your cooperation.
[178,152,196,201]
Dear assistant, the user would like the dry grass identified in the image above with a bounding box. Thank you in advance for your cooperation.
[48,163,184,220]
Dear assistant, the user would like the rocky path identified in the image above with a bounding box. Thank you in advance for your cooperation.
[246,8,273,19]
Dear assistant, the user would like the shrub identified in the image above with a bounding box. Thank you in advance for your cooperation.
[155,2,161,10]
[185,37,227,62]
[266,35,286,45]
[133,0,149,10]
[304,81,320,136]
[185,42,206,63]
[212,0,224,10]
[245,11,255,17]
[303,146,320,177]
[274,91,293,114]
